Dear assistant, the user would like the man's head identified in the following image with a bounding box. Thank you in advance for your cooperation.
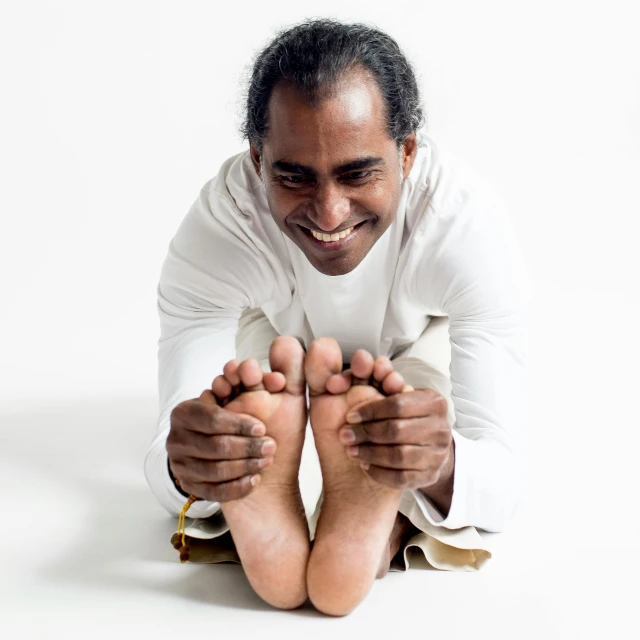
[241,19,424,276]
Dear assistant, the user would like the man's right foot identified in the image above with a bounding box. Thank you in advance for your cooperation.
[211,336,309,610]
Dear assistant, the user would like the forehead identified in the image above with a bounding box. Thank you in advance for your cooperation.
[264,70,393,162]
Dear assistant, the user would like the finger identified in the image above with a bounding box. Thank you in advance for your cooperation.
[181,474,261,503]
[174,400,266,436]
[339,416,442,446]
[175,432,276,460]
[179,456,273,484]
[346,389,447,424]
[360,465,435,490]
[347,443,438,470]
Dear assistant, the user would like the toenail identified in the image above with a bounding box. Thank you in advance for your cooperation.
[340,428,356,443]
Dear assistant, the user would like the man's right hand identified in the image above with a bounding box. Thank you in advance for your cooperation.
[166,389,276,503]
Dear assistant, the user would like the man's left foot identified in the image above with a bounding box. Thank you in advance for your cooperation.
[304,337,408,617]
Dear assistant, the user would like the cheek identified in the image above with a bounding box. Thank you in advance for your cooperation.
[364,178,399,211]
[264,186,296,220]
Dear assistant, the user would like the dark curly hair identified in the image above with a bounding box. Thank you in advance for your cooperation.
[240,18,425,154]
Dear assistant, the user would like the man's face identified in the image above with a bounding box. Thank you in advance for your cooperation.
[250,69,417,276]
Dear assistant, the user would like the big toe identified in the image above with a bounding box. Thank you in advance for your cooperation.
[269,336,306,396]
[305,337,343,397]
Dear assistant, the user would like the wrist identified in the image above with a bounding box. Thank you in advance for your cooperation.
[167,456,190,499]
[419,439,455,517]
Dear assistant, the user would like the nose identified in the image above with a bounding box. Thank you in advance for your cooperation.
[309,180,350,232]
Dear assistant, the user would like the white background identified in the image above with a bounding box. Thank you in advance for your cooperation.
[2,0,639,637]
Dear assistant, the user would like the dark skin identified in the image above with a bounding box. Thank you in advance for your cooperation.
[248,67,454,572]
[169,68,454,578]
[250,67,417,277]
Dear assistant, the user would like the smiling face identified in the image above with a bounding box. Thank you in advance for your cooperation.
[250,68,417,276]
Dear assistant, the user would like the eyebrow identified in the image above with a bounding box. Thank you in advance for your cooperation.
[271,156,385,176]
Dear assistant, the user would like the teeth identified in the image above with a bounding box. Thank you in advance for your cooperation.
[311,226,355,242]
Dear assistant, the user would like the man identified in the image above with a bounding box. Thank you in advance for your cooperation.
[144,18,530,616]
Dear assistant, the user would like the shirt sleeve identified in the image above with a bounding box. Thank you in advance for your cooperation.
[143,182,276,519]
[411,185,532,532]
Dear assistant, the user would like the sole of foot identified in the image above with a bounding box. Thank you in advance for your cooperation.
[213,335,310,610]
[304,337,408,617]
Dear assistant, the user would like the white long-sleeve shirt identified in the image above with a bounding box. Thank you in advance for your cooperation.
[144,131,532,532]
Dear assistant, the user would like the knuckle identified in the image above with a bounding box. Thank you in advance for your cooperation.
[403,445,418,466]
[424,388,440,402]
[392,445,406,464]
[435,397,448,415]
[170,401,187,423]
[214,461,233,482]
[249,458,263,474]
[208,460,227,482]
[216,437,233,458]
[390,395,404,413]
[207,407,222,433]
[395,470,408,487]
[439,433,451,450]
[385,420,400,440]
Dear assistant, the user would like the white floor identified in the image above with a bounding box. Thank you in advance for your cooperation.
[2,286,639,639]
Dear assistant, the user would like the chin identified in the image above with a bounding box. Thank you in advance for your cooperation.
[307,253,363,276]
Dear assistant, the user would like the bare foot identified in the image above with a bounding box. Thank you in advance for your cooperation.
[212,336,310,610]
[304,337,408,617]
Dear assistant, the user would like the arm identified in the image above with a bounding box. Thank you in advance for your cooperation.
[144,182,277,519]
[411,187,532,532]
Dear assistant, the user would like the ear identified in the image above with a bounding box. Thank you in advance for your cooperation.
[400,132,418,179]
[250,143,262,179]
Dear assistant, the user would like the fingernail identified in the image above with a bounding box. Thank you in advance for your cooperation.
[258,457,272,469]
[250,474,260,486]
[261,440,276,455]
[251,423,266,436]
[360,462,370,471]
[347,445,359,457]
[346,411,361,423]
[340,428,356,443]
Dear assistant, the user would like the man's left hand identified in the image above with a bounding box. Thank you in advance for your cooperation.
[340,388,454,491]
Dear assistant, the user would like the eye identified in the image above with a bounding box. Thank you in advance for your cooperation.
[342,171,373,182]
[277,175,313,188]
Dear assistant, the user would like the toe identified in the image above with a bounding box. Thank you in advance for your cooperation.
[305,337,343,396]
[373,357,393,383]
[350,349,375,383]
[263,371,287,393]
[212,374,233,399]
[381,370,406,395]
[223,359,241,386]
[238,358,266,390]
[269,335,306,396]
[325,371,352,395]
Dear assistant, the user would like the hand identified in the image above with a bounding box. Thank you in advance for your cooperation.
[339,388,453,491]
[166,389,276,502]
